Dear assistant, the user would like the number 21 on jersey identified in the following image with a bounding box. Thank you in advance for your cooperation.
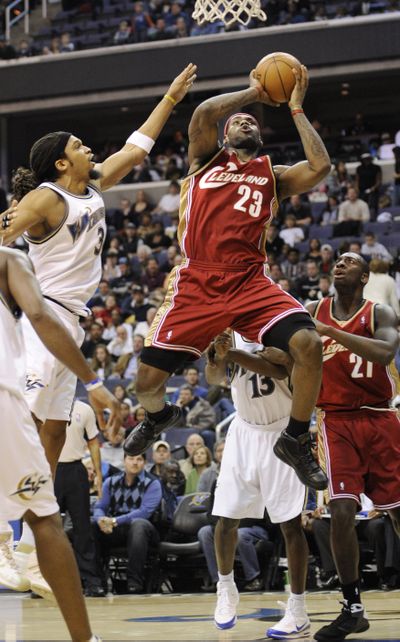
[349,353,373,378]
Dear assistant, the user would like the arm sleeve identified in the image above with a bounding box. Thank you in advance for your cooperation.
[115,479,162,526]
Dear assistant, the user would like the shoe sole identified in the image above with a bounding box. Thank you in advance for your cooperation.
[0,575,30,592]
[30,582,56,603]
[267,623,311,639]
[214,615,237,630]
[314,618,369,641]
[273,441,328,491]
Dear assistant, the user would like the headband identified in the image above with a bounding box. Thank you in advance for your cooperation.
[223,113,260,137]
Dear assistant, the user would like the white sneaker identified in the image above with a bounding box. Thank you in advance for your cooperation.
[214,581,239,630]
[23,550,55,602]
[267,598,310,639]
[0,535,30,591]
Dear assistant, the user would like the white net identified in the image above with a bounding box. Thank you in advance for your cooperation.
[192,0,267,27]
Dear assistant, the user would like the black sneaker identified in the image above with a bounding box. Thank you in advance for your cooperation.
[273,430,328,490]
[85,584,106,598]
[123,403,181,456]
[314,601,369,641]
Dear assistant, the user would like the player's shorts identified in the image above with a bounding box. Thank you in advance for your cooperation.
[21,299,85,423]
[145,259,307,358]
[318,408,400,510]
[0,390,59,521]
[212,414,306,523]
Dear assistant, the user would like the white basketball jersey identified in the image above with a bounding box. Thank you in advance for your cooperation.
[230,333,292,429]
[25,182,106,316]
[0,296,25,399]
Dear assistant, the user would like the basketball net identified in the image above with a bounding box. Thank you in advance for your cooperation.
[192,0,267,27]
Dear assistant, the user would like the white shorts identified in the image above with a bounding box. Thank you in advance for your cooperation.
[212,414,306,523]
[0,390,59,521]
[21,300,85,423]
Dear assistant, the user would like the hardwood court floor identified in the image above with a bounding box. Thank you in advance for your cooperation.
[0,590,399,641]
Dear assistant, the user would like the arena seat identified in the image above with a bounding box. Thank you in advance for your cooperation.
[363,221,391,236]
[309,224,333,239]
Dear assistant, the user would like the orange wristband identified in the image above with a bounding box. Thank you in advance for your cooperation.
[291,108,304,116]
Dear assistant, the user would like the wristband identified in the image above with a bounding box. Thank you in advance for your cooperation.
[126,130,155,153]
[163,93,177,106]
[85,378,103,391]
[291,108,304,117]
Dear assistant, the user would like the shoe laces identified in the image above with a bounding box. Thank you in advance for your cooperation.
[298,435,321,472]
[0,540,18,571]
[217,584,237,614]
[277,598,307,623]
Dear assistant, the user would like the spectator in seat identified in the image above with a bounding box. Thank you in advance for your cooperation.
[171,366,208,403]
[355,153,382,219]
[113,20,132,45]
[176,385,216,450]
[319,243,335,274]
[184,445,213,494]
[378,133,395,160]
[113,198,137,230]
[393,146,400,206]
[361,234,393,263]
[94,294,120,326]
[134,306,157,339]
[304,238,322,262]
[112,384,130,404]
[285,194,312,227]
[131,1,154,43]
[265,221,284,259]
[100,426,126,472]
[145,222,172,254]
[336,187,370,236]
[107,324,134,360]
[152,181,181,222]
[81,322,107,359]
[280,247,306,282]
[319,195,340,226]
[159,245,181,273]
[178,433,205,478]
[279,214,305,247]
[17,39,32,57]
[60,31,75,52]
[268,262,284,283]
[147,16,174,41]
[278,276,300,300]
[90,344,114,381]
[122,223,140,256]
[113,333,144,380]
[109,260,132,299]
[317,275,334,300]
[102,310,125,342]
[146,440,171,477]
[297,259,321,303]
[363,259,400,316]
[198,439,226,492]
[103,249,121,280]
[92,453,161,594]
[121,285,152,323]
[88,280,111,309]
[141,257,167,292]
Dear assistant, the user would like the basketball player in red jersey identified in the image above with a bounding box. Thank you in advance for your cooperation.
[125,65,331,491]
[306,253,400,641]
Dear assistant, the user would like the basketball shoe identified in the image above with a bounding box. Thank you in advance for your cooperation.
[214,580,239,630]
[273,430,328,490]
[0,533,30,592]
[314,601,369,640]
[124,403,182,456]
[266,598,310,639]
[14,550,55,602]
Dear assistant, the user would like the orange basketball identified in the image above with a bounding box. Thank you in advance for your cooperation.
[254,52,302,103]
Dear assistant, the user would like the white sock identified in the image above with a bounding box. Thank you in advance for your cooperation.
[290,591,306,612]
[16,522,35,554]
[218,571,234,583]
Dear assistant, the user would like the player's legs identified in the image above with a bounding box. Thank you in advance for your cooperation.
[38,418,68,477]
[388,506,400,537]
[25,510,96,642]
[213,517,240,630]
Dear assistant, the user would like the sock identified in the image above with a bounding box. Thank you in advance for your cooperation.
[148,404,173,422]
[218,571,234,583]
[290,591,305,605]
[286,417,310,439]
[342,579,361,607]
[15,522,35,555]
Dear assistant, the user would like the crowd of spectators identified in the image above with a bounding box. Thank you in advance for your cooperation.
[1,0,400,58]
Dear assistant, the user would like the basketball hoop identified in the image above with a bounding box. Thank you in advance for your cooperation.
[192,0,267,27]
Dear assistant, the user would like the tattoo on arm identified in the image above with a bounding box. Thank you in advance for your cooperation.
[293,114,330,167]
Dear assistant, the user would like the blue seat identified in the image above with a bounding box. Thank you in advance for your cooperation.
[308,224,333,239]
[310,202,326,222]
[164,427,197,449]
[363,221,391,236]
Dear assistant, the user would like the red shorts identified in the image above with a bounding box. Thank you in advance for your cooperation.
[318,408,400,509]
[145,259,306,357]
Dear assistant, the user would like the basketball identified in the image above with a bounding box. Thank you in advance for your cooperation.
[254,52,302,103]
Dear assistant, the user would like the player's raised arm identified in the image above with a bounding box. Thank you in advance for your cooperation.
[275,66,331,200]
[5,249,121,430]
[95,64,197,191]
[188,71,278,171]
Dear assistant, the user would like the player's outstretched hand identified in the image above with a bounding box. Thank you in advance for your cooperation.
[167,63,197,104]
[88,385,122,438]
[288,64,309,108]
[313,319,333,338]
[260,346,294,374]
[214,332,232,360]
[0,200,18,234]
[249,69,280,108]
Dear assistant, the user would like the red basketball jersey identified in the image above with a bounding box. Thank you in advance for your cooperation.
[315,297,395,412]
[178,148,278,265]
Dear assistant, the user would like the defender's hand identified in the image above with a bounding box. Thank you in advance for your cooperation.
[313,319,333,338]
[167,63,197,104]
[0,201,18,231]
[249,69,280,107]
[214,332,232,359]
[88,386,121,438]
[288,65,309,109]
